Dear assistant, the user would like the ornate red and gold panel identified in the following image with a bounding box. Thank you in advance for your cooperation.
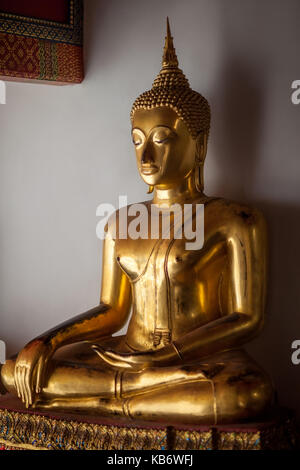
[0,0,83,84]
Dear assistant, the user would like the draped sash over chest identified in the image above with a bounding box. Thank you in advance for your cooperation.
[125,211,183,350]
[121,199,218,351]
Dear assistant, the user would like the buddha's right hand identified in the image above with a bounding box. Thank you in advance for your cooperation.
[14,338,53,408]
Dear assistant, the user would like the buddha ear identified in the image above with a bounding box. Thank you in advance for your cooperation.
[194,132,208,193]
[195,132,208,164]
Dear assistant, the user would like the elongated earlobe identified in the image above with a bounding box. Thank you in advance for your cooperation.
[194,163,204,192]
[147,185,154,194]
[194,133,207,193]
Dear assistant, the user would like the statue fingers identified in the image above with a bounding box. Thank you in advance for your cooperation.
[105,350,130,361]
[19,366,26,404]
[22,367,30,407]
[23,367,32,407]
[16,366,24,402]
[92,346,132,369]
[14,366,21,399]
[104,350,152,369]
[105,350,148,363]
[35,356,45,394]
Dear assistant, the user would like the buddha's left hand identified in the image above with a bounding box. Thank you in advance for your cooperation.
[91,344,177,369]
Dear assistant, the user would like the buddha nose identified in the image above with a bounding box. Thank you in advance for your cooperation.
[141,142,154,165]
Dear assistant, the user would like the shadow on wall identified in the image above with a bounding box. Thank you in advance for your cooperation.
[212,51,300,414]
[211,56,267,200]
[247,202,300,417]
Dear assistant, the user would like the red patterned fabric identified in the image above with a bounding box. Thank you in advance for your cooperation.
[0,0,69,23]
[56,42,84,83]
[0,33,40,79]
[0,0,83,84]
[0,32,83,83]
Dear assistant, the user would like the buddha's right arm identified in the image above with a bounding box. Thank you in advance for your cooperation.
[12,230,131,406]
[34,302,129,350]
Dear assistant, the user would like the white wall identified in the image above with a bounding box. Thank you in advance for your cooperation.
[0,0,299,415]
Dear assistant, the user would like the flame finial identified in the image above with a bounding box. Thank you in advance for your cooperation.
[162,17,179,68]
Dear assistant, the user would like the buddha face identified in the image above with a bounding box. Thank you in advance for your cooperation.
[132,107,197,187]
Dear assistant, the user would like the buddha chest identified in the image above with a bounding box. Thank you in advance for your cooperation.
[114,204,227,351]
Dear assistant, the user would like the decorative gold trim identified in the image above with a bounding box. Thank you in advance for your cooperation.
[217,431,261,450]
[173,429,213,450]
[0,437,46,451]
[0,408,167,450]
[0,407,297,450]
[0,11,73,28]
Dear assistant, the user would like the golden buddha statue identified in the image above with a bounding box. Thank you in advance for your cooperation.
[0,19,274,425]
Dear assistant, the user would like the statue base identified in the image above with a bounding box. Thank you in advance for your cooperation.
[0,395,298,450]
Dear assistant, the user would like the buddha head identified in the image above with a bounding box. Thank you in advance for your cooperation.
[131,18,210,193]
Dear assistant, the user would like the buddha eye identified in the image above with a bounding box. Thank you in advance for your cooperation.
[131,129,145,147]
[154,137,169,144]
[153,128,175,144]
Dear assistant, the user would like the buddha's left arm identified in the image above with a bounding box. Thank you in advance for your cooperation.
[172,208,268,362]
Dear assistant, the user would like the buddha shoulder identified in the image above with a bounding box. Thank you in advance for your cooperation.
[206,197,267,239]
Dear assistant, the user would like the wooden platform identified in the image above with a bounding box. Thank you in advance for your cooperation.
[0,395,298,450]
